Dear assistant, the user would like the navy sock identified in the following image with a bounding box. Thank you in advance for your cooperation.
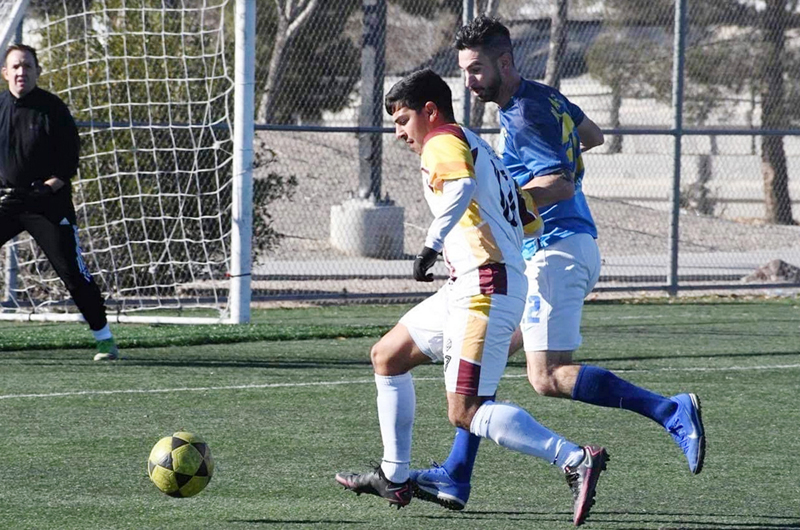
[572,365,677,426]
[442,427,481,483]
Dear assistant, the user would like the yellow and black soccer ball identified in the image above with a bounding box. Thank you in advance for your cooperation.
[147,431,214,498]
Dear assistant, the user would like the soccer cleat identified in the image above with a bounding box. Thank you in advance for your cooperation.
[565,445,609,526]
[335,464,412,509]
[93,338,120,361]
[666,393,705,474]
[409,463,470,511]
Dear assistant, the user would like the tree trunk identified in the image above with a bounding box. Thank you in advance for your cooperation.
[760,0,795,224]
[544,0,568,90]
[257,0,319,124]
[258,17,289,124]
[607,84,623,153]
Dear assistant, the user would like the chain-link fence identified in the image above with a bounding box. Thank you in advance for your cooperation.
[254,0,800,302]
[2,0,799,312]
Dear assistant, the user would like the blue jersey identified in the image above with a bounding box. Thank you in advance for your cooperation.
[499,79,597,259]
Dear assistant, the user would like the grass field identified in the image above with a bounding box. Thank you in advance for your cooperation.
[1,297,799,529]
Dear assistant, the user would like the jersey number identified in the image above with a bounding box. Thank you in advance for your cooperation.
[491,160,519,228]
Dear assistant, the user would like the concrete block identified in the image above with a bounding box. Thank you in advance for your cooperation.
[330,198,405,259]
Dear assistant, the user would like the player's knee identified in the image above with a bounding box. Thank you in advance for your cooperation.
[369,340,407,375]
[446,408,472,430]
[527,368,561,397]
[369,341,389,372]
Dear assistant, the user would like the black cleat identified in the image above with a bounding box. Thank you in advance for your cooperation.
[565,445,609,526]
[335,464,412,509]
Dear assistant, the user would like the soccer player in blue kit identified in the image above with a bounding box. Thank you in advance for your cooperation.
[335,68,608,527]
[409,16,705,511]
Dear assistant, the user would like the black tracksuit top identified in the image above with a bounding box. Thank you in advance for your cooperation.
[0,86,80,189]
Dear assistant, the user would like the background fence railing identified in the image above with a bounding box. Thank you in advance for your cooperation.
[2,0,799,314]
[252,0,800,302]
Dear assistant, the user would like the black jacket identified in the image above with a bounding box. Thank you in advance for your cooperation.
[0,86,80,190]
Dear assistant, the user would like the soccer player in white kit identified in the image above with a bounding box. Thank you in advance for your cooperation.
[335,68,608,526]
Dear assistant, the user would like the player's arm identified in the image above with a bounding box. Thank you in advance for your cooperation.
[414,175,475,282]
[47,97,81,193]
[413,131,476,282]
[424,176,476,252]
[520,171,574,208]
[577,115,604,151]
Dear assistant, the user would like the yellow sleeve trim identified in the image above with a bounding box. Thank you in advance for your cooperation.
[422,133,475,190]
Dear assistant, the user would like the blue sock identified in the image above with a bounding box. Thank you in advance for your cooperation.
[441,427,481,483]
[572,365,677,426]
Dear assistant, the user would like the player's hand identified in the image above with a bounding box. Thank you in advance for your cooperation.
[29,180,55,198]
[413,246,439,282]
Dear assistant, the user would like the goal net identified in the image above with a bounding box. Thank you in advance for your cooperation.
[0,0,253,324]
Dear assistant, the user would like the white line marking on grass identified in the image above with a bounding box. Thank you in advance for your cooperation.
[2,363,800,401]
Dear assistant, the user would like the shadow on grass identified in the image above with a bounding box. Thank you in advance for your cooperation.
[437,510,800,528]
[228,510,799,528]
[228,520,369,526]
[506,349,800,369]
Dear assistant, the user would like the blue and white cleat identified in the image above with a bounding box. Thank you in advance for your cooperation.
[409,463,470,511]
[666,393,705,474]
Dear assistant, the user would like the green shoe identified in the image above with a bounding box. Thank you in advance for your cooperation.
[94,338,120,361]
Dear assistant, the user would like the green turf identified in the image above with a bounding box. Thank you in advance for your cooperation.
[0,298,798,529]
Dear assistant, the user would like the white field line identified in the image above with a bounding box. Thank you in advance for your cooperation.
[2,363,800,401]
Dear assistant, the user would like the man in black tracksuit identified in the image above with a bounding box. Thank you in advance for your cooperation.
[0,43,120,361]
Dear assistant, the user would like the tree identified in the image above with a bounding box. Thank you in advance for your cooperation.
[544,0,569,90]
[586,0,798,224]
[760,0,795,225]
[256,0,361,124]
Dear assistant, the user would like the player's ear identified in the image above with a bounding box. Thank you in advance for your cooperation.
[424,101,437,122]
[498,51,513,73]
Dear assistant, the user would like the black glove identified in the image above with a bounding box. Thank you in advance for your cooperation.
[413,246,439,282]
[29,180,55,199]
[0,188,26,215]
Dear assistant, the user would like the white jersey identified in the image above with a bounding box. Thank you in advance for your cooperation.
[420,124,529,298]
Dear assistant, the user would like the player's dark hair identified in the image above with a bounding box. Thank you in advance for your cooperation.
[453,15,513,60]
[385,68,455,122]
[4,43,40,68]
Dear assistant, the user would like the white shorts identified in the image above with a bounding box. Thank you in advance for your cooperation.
[520,233,601,352]
[399,280,525,397]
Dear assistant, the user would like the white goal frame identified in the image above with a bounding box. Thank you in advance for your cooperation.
[0,0,255,325]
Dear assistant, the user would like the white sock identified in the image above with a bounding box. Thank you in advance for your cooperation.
[375,372,415,483]
[470,400,584,468]
[92,325,112,341]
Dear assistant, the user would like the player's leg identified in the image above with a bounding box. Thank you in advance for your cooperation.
[22,211,120,360]
[524,234,705,473]
[335,290,443,508]
[442,291,607,526]
[0,208,25,309]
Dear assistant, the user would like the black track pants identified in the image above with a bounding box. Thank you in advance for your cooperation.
[0,208,108,331]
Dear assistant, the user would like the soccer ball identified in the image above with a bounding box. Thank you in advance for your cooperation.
[147,431,214,498]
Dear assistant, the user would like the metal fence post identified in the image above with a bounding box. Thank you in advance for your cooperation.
[3,242,18,306]
[669,0,687,296]
[358,0,386,201]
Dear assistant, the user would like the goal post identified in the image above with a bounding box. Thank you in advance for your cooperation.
[229,0,256,324]
[0,0,29,52]
[0,0,255,325]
